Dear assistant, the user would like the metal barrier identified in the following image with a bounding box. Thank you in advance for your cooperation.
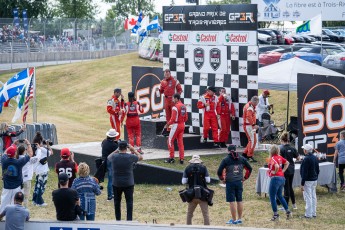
[0,18,138,68]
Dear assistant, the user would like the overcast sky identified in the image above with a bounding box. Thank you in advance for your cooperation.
[96,0,208,19]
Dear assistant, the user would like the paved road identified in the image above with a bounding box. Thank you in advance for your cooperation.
[0,59,90,71]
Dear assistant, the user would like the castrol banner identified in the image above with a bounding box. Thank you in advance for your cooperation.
[297,73,345,160]
[191,31,221,45]
[162,31,191,44]
[222,31,257,46]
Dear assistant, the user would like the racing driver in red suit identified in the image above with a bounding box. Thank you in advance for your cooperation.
[107,88,124,140]
[243,96,259,162]
[121,92,144,154]
[158,69,182,135]
[165,94,188,164]
[197,86,220,148]
[216,88,235,148]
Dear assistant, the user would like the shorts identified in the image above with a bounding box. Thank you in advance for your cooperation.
[226,180,243,202]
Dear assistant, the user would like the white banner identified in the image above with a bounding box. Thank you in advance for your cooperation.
[252,0,345,21]
[190,31,222,45]
[162,31,191,44]
[222,31,257,46]
[188,45,227,74]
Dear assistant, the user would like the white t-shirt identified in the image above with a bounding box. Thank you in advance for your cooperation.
[20,154,38,182]
[34,147,51,175]
[257,94,270,121]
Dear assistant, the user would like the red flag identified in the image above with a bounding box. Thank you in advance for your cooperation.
[124,18,128,30]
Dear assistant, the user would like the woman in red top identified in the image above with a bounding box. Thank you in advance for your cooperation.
[267,144,292,221]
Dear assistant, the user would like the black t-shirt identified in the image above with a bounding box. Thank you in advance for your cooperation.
[52,188,79,221]
[280,144,299,175]
[55,160,78,187]
[101,138,118,161]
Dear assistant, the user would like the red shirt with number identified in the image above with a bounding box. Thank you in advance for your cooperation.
[268,155,287,177]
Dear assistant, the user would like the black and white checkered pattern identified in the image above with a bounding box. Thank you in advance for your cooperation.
[163,44,258,146]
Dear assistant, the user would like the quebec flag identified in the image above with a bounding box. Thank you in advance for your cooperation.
[0,68,31,113]
[147,16,160,31]
[131,12,143,34]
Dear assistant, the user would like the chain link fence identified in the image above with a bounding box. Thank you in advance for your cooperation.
[0,18,138,68]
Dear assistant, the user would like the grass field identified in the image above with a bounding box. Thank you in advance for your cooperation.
[1,53,342,229]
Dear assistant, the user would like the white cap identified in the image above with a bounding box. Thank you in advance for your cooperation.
[301,144,313,151]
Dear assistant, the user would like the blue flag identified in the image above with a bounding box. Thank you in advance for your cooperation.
[23,9,28,34]
[0,69,31,113]
[13,8,20,27]
[131,11,143,34]
[147,16,159,31]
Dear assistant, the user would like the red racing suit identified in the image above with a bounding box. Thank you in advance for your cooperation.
[167,101,188,160]
[159,76,182,122]
[122,101,144,147]
[243,101,257,157]
[216,94,235,143]
[197,93,219,142]
[107,95,124,140]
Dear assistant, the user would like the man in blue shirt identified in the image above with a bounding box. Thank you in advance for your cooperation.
[333,130,345,191]
[0,140,33,213]
[0,192,30,230]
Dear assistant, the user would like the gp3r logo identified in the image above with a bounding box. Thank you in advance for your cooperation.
[302,83,345,155]
[229,13,255,23]
[164,14,186,23]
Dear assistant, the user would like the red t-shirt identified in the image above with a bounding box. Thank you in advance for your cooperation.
[268,155,287,177]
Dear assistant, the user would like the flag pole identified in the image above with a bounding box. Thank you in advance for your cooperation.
[33,67,37,123]
[320,12,323,66]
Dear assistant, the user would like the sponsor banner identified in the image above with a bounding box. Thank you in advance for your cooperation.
[132,66,164,118]
[297,73,345,159]
[191,31,221,45]
[162,31,191,44]
[223,31,257,46]
[163,4,257,31]
[188,45,227,74]
[252,0,345,21]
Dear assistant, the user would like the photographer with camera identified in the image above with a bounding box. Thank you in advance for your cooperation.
[182,155,211,226]
[52,173,80,221]
[0,139,33,213]
[32,132,54,207]
[107,141,143,221]
[0,123,26,154]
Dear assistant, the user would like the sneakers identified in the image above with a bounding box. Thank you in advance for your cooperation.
[219,142,227,148]
[236,219,243,224]
[226,219,237,225]
[340,185,345,191]
[278,207,285,211]
[137,147,144,155]
[164,158,175,164]
[36,203,48,207]
[249,157,257,162]
[270,214,279,221]
[179,159,184,165]
[292,204,297,210]
[286,211,292,220]
[107,196,113,201]
[213,143,221,148]
[201,137,207,143]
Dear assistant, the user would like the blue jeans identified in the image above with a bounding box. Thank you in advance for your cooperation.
[107,160,113,198]
[32,173,48,205]
[269,176,289,213]
[79,214,95,221]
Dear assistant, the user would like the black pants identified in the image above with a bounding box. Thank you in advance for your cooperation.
[283,173,295,205]
[113,185,134,221]
[339,164,345,186]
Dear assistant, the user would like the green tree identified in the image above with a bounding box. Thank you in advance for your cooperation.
[0,0,51,18]
[54,0,99,19]
[103,0,156,18]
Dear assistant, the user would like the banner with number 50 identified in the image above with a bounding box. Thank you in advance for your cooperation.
[298,73,345,160]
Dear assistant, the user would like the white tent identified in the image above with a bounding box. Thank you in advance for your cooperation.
[258,57,345,91]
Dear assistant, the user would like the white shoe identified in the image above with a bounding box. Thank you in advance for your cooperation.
[278,207,285,211]
[36,203,48,207]
[292,204,297,210]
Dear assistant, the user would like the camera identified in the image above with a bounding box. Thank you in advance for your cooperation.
[18,139,25,143]
[42,139,53,146]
